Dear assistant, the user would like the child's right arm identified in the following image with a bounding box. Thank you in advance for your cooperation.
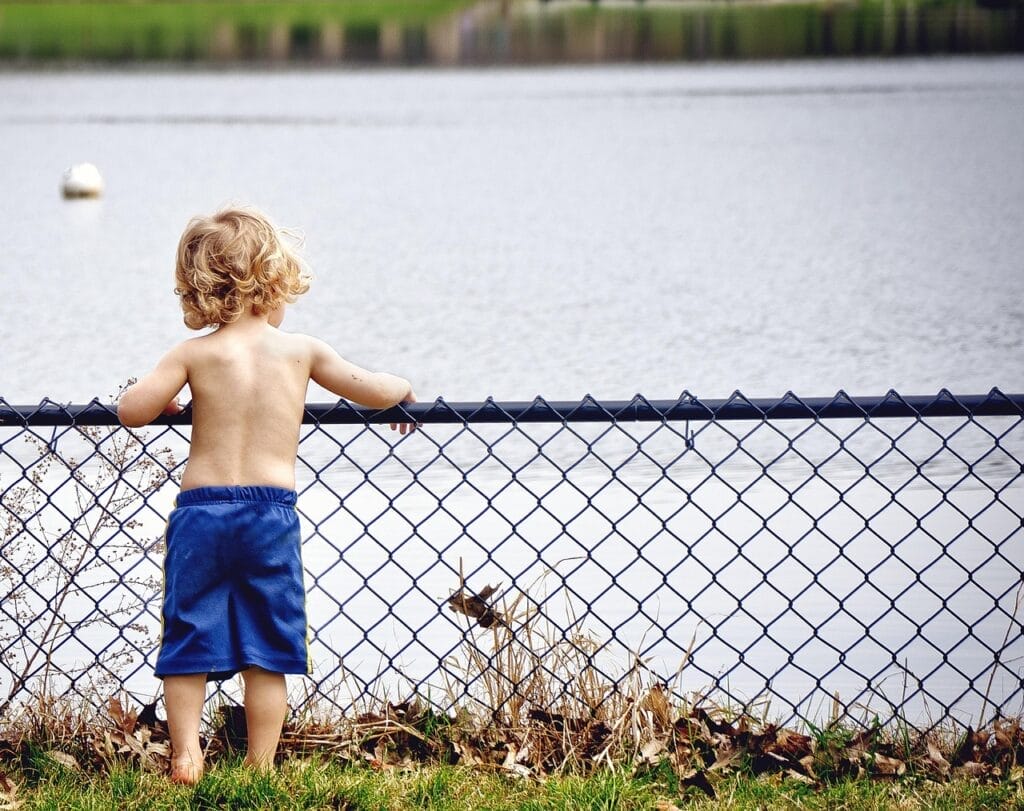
[118,345,188,427]
[308,338,414,410]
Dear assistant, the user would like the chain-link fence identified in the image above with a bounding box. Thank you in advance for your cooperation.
[1,391,1022,729]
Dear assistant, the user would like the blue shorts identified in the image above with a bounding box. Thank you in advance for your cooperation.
[154,486,310,681]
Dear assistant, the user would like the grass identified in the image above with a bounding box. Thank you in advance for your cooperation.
[0,0,1018,63]
[3,541,1023,809]
[4,687,1024,810]
[4,574,1024,807]
[6,754,1024,810]
[0,1,474,62]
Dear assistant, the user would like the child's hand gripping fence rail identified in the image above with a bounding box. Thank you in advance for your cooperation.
[0,390,1022,731]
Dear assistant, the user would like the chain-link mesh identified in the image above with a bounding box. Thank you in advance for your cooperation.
[1,391,1022,729]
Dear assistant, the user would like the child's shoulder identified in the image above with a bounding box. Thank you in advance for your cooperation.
[155,333,218,370]
[169,333,214,356]
[167,329,321,365]
[286,331,334,353]
[278,330,329,355]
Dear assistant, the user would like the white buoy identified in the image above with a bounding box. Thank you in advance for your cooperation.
[61,163,104,199]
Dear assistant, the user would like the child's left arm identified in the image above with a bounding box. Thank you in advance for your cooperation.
[118,345,188,427]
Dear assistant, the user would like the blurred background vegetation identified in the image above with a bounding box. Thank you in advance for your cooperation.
[0,0,1021,64]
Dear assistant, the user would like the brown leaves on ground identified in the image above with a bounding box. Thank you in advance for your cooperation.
[0,696,174,785]
[655,710,818,798]
[943,717,1024,780]
[90,697,170,772]
[812,723,907,781]
[282,699,474,772]
[274,697,1024,796]
[6,691,1024,800]
[629,710,1024,798]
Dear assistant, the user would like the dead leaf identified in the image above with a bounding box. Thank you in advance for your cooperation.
[784,768,816,785]
[642,685,673,724]
[146,741,170,758]
[450,739,483,767]
[926,742,950,776]
[868,753,906,777]
[502,761,535,780]
[120,732,147,757]
[654,800,683,811]
[93,732,115,760]
[994,719,1019,752]
[108,696,137,736]
[956,761,991,779]
[45,751,80,771]
[954,725,994,766]
[636,738,667,767]
[772,728,813,760]
[447,585,506,628]
[689,708,735,737]
[672,717,695,742]
[708,745,744,773]
[798,754,818,780]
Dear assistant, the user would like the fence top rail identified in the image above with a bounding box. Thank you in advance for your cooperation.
[1,390,1022,427]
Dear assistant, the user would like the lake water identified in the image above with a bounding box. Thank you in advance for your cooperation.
[2,58,1023,404]
[1,58,1023,724]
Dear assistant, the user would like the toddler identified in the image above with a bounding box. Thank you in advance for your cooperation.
[118,207,415,783]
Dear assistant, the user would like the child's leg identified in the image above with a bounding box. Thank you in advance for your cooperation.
[240,666,288,769]
[164,673,207,784]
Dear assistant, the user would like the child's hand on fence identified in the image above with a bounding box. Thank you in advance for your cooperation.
[162,399,185,416]
[390,390,419,435]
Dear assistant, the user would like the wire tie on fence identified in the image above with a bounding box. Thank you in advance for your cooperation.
[46,401,76,453]
[675,391,695,449]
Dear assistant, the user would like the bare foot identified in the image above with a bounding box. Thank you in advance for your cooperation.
[242,754,274,773]
[169,756,204,785]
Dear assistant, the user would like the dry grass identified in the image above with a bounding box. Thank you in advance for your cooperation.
[2,570,1021,806]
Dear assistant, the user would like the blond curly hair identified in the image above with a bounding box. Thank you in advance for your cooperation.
[174,207,311,330]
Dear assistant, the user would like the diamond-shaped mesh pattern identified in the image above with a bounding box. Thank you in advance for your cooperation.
[1,391,1022,729]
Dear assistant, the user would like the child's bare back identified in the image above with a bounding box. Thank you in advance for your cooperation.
[145,315,412,491]
[173,321,309,490]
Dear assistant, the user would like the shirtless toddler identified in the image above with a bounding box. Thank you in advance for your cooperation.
[118,207,415,784]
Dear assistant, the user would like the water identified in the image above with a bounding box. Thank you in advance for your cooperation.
[1,58,1023,405]
[1,58,1023,722]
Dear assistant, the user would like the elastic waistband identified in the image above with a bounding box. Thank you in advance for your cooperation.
[176,486,297,508]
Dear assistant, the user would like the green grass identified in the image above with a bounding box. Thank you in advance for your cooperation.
[0,1,473,61]
[696,772,1024,809]
[0,0,1018,62]
[6,755,1024,811]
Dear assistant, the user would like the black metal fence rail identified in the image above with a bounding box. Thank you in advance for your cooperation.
[1,390,1022,729]
[5,390,1024,426]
